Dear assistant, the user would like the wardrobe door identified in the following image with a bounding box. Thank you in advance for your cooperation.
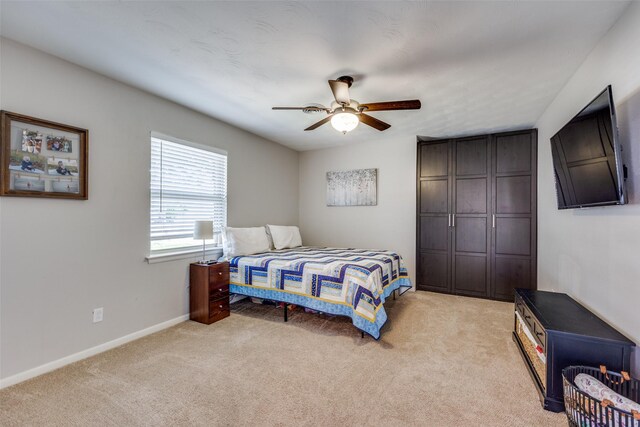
[491,130,537,301]
[417,140,451,292]
[451,136,491,298]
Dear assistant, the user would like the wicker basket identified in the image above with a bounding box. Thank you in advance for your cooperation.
[563,365,640,427]
[515,313,546,386]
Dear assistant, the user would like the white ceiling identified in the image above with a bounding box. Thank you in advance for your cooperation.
[0,1,630,151]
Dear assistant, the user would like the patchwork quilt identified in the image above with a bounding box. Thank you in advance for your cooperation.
[228,247,411,339]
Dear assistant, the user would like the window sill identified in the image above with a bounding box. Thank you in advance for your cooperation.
[146,247,224,264]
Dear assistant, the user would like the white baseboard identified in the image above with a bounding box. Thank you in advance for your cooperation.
[0,314,189,389]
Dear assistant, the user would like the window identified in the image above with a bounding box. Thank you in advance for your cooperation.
[150,134,227,255]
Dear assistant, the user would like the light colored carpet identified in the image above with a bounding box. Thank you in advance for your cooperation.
[0,292,565,426]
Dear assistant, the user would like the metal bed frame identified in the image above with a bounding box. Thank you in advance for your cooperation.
[278,288,400,339]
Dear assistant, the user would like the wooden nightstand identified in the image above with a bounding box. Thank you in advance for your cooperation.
[189,262,230,325]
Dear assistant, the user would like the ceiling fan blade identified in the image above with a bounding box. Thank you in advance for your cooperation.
[328,80,350,105]
[304,115,333,131]
[272,106,329,112]
[360,100,421,112]
[359,113,391,131]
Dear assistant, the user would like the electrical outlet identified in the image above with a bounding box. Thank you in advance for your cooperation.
[92,307,103,323]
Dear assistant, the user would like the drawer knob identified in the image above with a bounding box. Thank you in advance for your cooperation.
[536,331,543,337]
[219,304,223,309]
[218,272,222,276]
[524,315,531,319]
[219,288,223,291]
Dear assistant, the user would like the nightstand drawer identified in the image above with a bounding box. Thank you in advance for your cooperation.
[209,297,230,323]
[209,265,229,286]
[209,284,229,300]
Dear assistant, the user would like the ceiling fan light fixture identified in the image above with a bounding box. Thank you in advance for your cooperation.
[331,111,359,134]
[273,75,420,133]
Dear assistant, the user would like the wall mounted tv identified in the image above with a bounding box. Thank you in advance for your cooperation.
[550,85,626,209]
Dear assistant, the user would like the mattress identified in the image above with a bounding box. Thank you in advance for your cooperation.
[228,247,411,338]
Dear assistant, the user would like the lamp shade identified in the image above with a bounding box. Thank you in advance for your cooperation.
[331,111,359,133]
[193,220,214,240]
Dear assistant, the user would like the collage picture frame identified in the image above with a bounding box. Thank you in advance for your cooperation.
[0,111,88,200]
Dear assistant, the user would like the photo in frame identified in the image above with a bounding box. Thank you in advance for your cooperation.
[51,179,79,193]
[9,151,46,174]
[14,176,46,192]
[46,135,73,153]
[21,130,43,154]
[0,111,88,199]
[47,157,79,177]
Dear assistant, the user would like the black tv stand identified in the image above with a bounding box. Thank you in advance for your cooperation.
[513,289,635,412]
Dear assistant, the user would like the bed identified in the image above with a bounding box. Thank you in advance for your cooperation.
[228,246,411,339]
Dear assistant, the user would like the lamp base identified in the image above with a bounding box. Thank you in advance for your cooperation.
[201,241,207,265]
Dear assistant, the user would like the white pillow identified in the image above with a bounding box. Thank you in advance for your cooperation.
[264,225,275,249]
[222,227,271,257]
[266,225,302,250]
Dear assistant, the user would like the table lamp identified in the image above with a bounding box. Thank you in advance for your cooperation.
[193,220,213,264]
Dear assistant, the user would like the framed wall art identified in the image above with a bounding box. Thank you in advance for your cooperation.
[0,111,88,200]
[326,168,377,206]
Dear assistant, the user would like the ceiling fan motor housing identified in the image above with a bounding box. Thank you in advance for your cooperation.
[336,75,354,87]
[330,100,360,113]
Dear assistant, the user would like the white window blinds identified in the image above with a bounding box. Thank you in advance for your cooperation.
[150,136,227,253]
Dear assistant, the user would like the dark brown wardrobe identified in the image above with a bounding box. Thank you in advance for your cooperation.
[416,129,537,301]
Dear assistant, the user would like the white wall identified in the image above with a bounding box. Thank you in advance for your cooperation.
[0,38,299,381]
[299,137,417,284]
[535,2,640,373]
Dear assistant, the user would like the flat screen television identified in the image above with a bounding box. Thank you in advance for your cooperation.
[550,85,626,209]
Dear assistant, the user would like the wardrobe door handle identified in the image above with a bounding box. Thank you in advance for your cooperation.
[492,214,496,228]
[452,214,455,227]
[448,214,451,227]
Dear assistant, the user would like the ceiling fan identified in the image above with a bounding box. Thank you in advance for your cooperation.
[272,76,421,134]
